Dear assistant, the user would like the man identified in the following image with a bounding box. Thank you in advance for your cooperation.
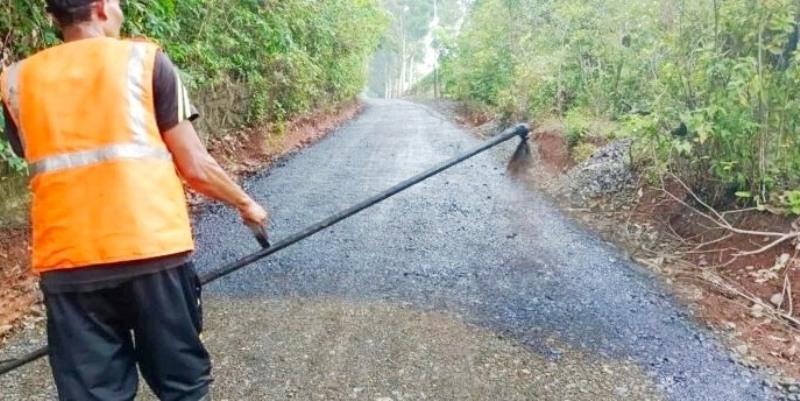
[0,0,269,400]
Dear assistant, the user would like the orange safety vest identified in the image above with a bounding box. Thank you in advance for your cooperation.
[0,37,195,274]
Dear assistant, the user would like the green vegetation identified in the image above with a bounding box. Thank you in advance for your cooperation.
[0,0,390,226]
[438,0,800,211]
[1,0,389,157]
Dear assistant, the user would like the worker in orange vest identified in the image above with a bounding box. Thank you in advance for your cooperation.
[0,1,269,400]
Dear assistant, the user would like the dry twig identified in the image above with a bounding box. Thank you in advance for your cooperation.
[691,232,734,251]
[696,269,800,333]
[658,173,800,259]
[783,272,793,316]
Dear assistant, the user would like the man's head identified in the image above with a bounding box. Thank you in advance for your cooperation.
[45,0,124,39]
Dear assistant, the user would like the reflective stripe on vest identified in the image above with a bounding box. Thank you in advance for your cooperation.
[27,42,169,178]
[4,61,24,151]
[127,42,150,144]
[29,143,172,176]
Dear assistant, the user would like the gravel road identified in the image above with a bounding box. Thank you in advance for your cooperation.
[0,99,778,400]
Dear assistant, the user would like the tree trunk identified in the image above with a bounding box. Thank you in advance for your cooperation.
[434,67,440,98]
[400,31,407,95]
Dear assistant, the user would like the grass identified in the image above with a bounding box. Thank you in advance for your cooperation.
[571,142,599,164]
[0,171,30,228]
[562,109,618,147]
[529,110,619,165]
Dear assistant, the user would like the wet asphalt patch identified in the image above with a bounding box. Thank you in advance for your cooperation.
[189,99,776,400]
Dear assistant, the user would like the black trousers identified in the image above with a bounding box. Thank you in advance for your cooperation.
[42,262,212,401]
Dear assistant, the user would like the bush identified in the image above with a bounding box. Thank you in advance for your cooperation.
[439,0,800,212]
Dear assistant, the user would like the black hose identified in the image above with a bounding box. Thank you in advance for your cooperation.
[201,123,529,285]
[0,348,47,375]
[0,123,530,376]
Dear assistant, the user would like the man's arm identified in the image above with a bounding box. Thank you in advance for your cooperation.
[152,50,268,226]
[162,120,266,223]
[2,104,24,158]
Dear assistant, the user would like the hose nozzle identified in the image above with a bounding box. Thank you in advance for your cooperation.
[246,222,271,248]
[506,123,533,176]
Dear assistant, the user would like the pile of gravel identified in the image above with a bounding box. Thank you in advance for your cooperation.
[553,138,636,201]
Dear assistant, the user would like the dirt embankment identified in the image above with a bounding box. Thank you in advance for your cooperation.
[420,98,800,390]
[0,101,364,347]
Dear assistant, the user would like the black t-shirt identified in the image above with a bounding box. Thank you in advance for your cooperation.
[1,50,200,293]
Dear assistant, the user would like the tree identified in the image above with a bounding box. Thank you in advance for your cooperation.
[368,0,466,98]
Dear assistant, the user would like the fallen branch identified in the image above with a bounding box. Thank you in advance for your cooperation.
[736,233,799,257]
[721,207,762,217]
[659,173,800,259]
[690,232,734,251]
[681,247,739,256]
[783,272,793,317]
[693,269,800,333]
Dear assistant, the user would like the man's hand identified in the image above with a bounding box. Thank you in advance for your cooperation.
[239,199,269,227]
[242,200,270,248]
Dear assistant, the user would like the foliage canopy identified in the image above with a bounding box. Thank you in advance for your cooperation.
[0,0,390,172]
[440,0,800,210]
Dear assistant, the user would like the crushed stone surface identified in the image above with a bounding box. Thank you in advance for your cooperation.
[549,138,636,202]
[0,99,779,400]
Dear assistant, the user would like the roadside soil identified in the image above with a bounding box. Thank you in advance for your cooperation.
[0,100,363,348]
[418,98,800,389]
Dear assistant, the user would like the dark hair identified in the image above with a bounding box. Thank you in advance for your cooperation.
[46,1,96,27]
